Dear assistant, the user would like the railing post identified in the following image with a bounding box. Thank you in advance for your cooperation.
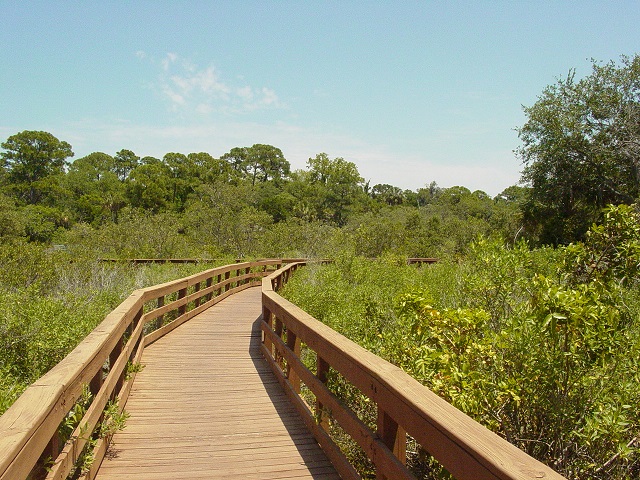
[90,366,104,396]
[35,433,61,479]
[177,287,187,316]
[155,296,164,329]
[317,355,330,431]
[376,409,406,480]
[109,336,124,400]
[194,282,201,307]
[206,277,213,301]
[224,271,230,292]
[285,330,300,394]
[217,274,222,295]
[263,306,273,353]
[245,266,251,285]
[274,317,284,368]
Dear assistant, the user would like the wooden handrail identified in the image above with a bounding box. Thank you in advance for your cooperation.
[0,260,283,480]
[261,262,566,480]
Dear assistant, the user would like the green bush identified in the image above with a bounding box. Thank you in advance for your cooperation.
[282,212,640,479]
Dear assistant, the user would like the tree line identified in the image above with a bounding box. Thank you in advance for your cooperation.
[0,130,526,257]
[1,54,639,256]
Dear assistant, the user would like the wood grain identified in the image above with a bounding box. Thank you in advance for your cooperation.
[94,287,339,480]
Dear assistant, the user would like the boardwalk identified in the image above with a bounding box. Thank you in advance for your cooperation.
[95,287,339,479]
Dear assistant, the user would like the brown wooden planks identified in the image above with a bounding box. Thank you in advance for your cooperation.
[94,287,339,480]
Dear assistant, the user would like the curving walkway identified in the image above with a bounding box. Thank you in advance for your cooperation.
[95,287,339,479]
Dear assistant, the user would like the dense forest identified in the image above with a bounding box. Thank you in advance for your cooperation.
[1,55,640,478]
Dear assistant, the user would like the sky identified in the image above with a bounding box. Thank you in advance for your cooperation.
[1,1,639,196]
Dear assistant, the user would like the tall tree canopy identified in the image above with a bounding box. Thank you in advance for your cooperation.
[220,144,290,185]
[0,130,74,205]
[517,55,640,244]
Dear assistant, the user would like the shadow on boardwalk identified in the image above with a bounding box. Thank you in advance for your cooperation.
[95,287,339,480]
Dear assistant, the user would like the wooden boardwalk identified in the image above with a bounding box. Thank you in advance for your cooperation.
[95,287,339,479]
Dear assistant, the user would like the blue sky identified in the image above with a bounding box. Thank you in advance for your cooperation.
[1,1,638,196]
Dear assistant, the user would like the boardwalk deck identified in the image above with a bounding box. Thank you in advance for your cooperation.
[95,287,339,480]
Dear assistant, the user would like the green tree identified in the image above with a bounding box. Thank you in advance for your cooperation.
[163,152,200,211]
[113,149,139,181]
[371,183,405,206]
[1,130,74,205]
[298,153,365,225]
[187,152,233,184]
[126,158,172,212]
[0,193,24,240]
[517,55,640,244]
[220,144,290,186]
[65,152,126,224]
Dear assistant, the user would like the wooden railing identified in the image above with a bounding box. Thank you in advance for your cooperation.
[0,260,283,480]
[261,262,566,480]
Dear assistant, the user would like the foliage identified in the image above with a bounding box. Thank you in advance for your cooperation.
[59,385,129,478]
[563,203,640,285]
[518,55,640,244]
[0,252,216,415]
[282,210,640,479]
[1,130,74,205]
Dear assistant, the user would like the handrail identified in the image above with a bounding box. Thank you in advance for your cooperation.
[0,260,284,480]
[261,262,566,480]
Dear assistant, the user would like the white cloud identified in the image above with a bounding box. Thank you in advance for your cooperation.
[148,53,283,114]
[161,52,178,71]
[236,86,254,101]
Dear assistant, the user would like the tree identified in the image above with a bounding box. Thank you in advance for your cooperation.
[220,144,290,186]
[126,158,172,212]
[113,149,139,181]
[371,184,405,205]
[163,152,199,210]
[246,144,290,184]
[187,152,233,184]
[65,152,126,224]
[1,130,74,205]
[302,153,365,225]
[517,55,640,244]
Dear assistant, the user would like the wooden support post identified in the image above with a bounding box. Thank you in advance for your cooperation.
[90,366,104,396]
[155,296,164,329]
[206,277,213,301]
[245,266,251,284]
[35,433,61,479]
[217,274,222,295]
[224,271,230,292]
[285,330,301,394]
[274,317,283,368]
[130,307,143,361]
[109,338,124,399]
[376,408,406,480]
[132,305,142,331]
[317,355,330,431]
[262,306,272,352]
[194,282,201,307]
[177,287,187,317]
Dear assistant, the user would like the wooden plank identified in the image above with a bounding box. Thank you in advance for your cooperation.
[95,287,338,480]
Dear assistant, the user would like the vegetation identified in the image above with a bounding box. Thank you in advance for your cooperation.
[0,247,221,413]
[518,55,640,245]
[282,206,640,479]
[1,53,639,478]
